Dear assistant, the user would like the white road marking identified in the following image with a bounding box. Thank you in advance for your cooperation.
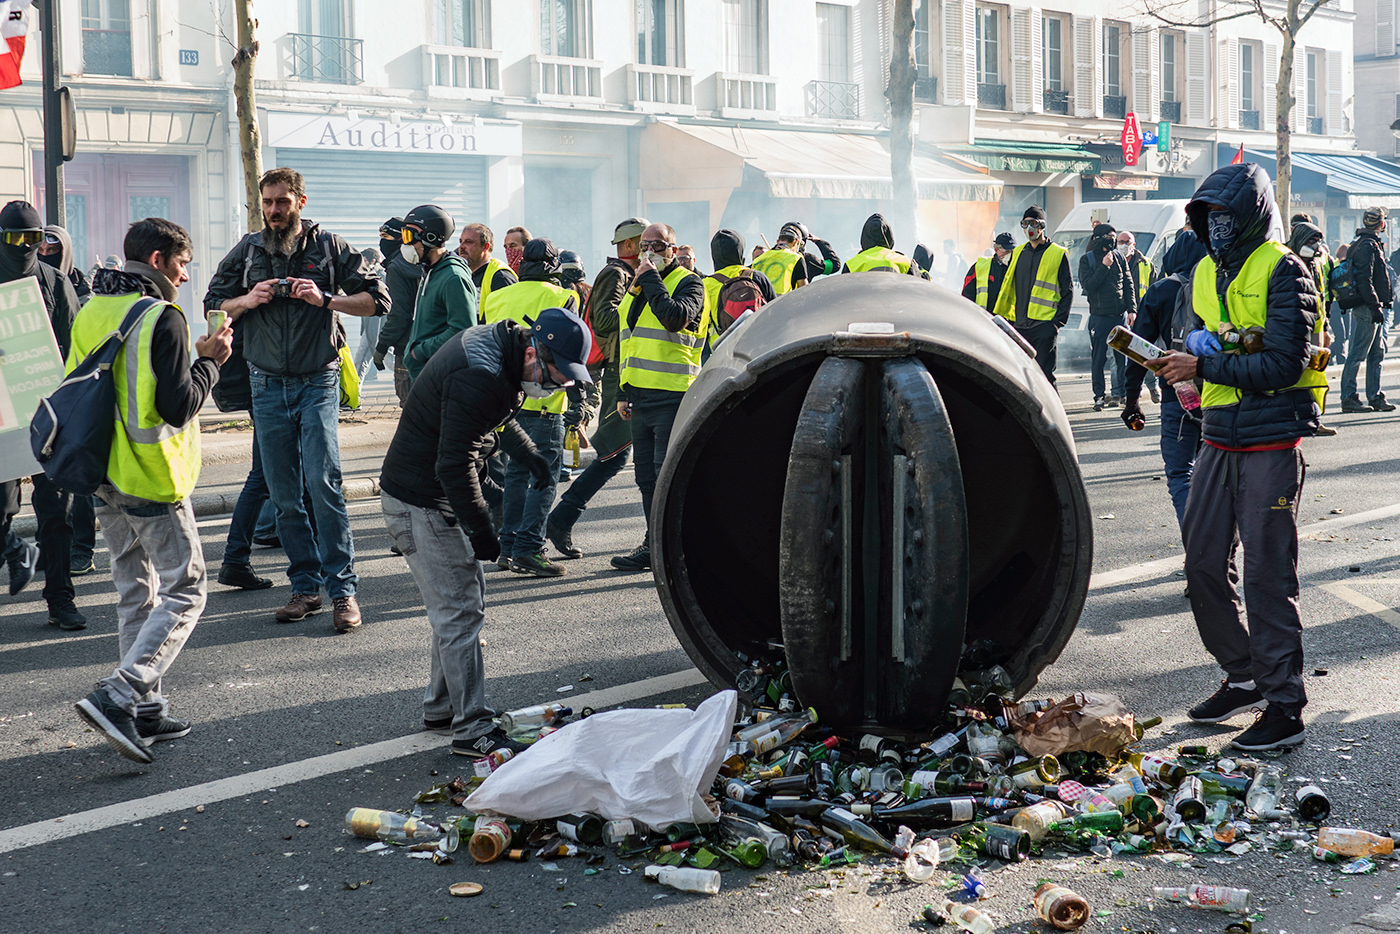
[0,668,708,855]
[1300,502,1400,539]
[1318,582,1400,631]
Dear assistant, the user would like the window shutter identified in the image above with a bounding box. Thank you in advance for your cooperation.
[1263,41,1278,129]
[1325,49,1342,133]
[1217,38,1239,129]
[1146,26,1160,124]
[1011,7,1043,113]
[1133,26,1156,123]
[1293,44,1306,132]
[1029,8,1042,113]
[942,0,976,105]
[1072,15,1101,118]
[1185,29,1207,124]
[1394,94,1400,157]
[1379,0,1396,59]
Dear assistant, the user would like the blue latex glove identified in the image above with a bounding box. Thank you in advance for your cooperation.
[1183,329,1222,357]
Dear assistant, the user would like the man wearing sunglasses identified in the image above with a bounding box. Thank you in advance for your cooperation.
[612,223,707,572]
[990,205,1074,385]
[379,308,591,760]
[0,201,85,630]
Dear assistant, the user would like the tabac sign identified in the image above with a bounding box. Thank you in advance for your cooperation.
[266,112,521,157]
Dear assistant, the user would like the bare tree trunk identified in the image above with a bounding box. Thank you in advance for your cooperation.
[888,0,918,251]
[233,0,263,233]
[1273,2,1299,219]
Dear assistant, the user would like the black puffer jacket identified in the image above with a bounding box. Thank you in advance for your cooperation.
[1185,162,1320,446]
[1345,229,1393,311]
[1078,223,1135,317]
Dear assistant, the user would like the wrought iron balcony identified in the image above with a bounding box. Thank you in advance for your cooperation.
[1240,110,1260,130]
[915,76,938,103]
[1043,89,1069,114]
[289,33,364,84]
[81,29,133,77]
[1160,99,1181,123]
[977,82,1006,110]
[809,80,860,119]
[1103,95,1127,119]
[1308,116,1323,135]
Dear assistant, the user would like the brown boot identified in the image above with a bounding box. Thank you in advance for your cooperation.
[333,595,362,633]
[275,593,323,623]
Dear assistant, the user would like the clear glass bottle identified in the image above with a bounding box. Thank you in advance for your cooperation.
[644,864,721,895]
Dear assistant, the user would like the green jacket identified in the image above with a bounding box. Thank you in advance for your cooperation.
[405,252,478,381]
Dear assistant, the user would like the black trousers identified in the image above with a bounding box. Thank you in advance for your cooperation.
[1182,444,1307,714]
[1016,320,1059,386]
[30,473,75,609]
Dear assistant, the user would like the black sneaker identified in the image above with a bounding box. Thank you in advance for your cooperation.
[1341,398,1371,413]
[218,562,273,591]
[47,603,88,631]
[451,728,529,758]
[546,519,583,559]
[610,544,652,572]
[1105,396,1122,409]
[1187,680,1265,724]
[1231,706,1306,751]
[511,552,566,577]
[495,555,514,572]
[1371,399,1397,412]
[136,714,192,747]
[8,541,38,596]
[423,716,453,735]
[1093,397,1104,412]
[75,689,153,763]
[69,556,96,576]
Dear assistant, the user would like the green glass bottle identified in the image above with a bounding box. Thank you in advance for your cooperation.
[1051,810,1124,834]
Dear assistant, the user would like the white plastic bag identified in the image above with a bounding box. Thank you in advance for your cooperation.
[465,690,737,829]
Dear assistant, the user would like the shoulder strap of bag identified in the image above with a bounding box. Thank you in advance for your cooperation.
[117,296,164,341]
[709,272,733,286]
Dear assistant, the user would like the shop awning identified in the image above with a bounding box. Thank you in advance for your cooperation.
[944,140,1100,175]
[1222,146,1400,208]
[643,122,1003,202]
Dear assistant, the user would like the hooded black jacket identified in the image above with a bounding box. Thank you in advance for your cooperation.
[1078,224,1136,317]
[843,214,927,278]
[1123,229,1209,404]
[1286,222,1329,298]
[709,229,777,300]
[1184,163,1320,446]
[1345,228,1392,312]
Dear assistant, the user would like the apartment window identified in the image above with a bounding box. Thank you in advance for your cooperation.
[1161,32,1176,102]
[1103,23,1121,97]
[1240,42,1254,112]
[298,0,348,36]
[815,3,851,83]
[1043,16,1062,92]
[1307,50,1318,119]
[976,6,999,86]
[435,0,490,48]
[914,0,931,78]
[722,0,769,74]
[81,0,132,77]
[637,0,684,67]
[543,0,593,58]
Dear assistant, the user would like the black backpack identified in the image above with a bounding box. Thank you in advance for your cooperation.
[30,297,162,495]
[1329,254,1364,310]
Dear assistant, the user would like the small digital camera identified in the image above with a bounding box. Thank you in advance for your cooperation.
[272,278,294,298]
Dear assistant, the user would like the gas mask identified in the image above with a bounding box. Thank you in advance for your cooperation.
[1298,243,1318,259]
[1023,222,1044,239]
[521,340,569,399]
[400,243,421,265]
[1207,212,1238,254]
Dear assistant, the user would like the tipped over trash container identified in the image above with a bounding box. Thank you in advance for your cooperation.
[651,275,1093,736]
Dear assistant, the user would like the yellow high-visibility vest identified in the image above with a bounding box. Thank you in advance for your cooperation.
[619,265,706,393]
[1191,241,1328,413]
[475,256,511,323]
[65,292,201,502]
[751,248,803,295]
[971,256,993,309]
[846,246,913,273]
[481,279,577,414]
[992,242,1067,322]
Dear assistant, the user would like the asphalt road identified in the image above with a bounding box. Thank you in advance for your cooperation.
[2,363,1400,934]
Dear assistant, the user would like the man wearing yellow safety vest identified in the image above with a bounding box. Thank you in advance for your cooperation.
[961,232,1014,311]
[612,222,707,572]
[842,213,928,278]
[1117,229,1162,403]
[750,224,808,295]
[458,222,518,323]
[69,218,234,764]
[991,205,1073,385]
[480,238,582,578]
[1155,162,1324,753]
[704,228,777,346]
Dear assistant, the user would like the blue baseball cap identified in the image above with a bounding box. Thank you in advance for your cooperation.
[528,308,593,385]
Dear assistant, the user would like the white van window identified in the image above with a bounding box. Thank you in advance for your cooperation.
[1059,230,1158,284]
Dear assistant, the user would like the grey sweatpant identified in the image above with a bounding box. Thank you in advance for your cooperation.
[1181,444,1307,714]
[380,492,495,741]
[94,485,208,718]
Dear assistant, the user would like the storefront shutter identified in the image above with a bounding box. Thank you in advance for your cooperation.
[1072,15,1101,118]
[1185,30,1207,124]
[1010,7,1042,113]
[1326,49,1343,134]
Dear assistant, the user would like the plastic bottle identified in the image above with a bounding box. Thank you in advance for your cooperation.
[468,815,512,863]
[500,703,572,734]
[1315,828,1397,857]
[1295,784,1332,822]
[940,898,996,934]
[1035,882,1090,930]
[1012,800,1067,841]
[1152,885,1251,914]
[1244,764,1283,813]
[644,864,721,895]
[344,808,457,850]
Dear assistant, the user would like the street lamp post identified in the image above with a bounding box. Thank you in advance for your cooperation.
[40,0,65,226]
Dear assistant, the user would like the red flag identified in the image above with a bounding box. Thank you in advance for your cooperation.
[1230,144,1245,166]
[0,1,35,90]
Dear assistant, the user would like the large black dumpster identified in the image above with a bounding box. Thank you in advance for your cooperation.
[651,274,1093,736]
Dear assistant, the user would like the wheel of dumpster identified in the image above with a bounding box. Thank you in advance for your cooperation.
[651,275,1093,736]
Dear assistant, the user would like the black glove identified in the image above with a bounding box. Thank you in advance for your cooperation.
[1121,401,1144,429]
[1374,306,1386,325]
[469,530,501,564]
[372,349,387,371]
[526,452,552,490]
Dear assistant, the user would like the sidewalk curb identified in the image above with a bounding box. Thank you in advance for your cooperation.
[1331,893,1400,934]
[8,477,383,539]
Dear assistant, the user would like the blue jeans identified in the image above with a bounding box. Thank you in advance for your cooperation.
[1159,390,1202,529]
[630,391,685,537]
[1329,306,1349,366]
[549,446,631,531]
[223,423,318,565]
[249,367,357,597]
[1087,314,1125,400]
[1340,309,1387,403]
[500,413,564,559]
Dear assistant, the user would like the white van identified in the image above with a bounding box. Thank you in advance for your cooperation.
[1050,200,1190,361]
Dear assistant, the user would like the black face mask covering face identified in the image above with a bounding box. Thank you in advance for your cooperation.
[0,241,39,283]
[38,251,62,269]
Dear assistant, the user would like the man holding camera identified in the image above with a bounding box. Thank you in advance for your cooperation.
[205,168,390,633]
